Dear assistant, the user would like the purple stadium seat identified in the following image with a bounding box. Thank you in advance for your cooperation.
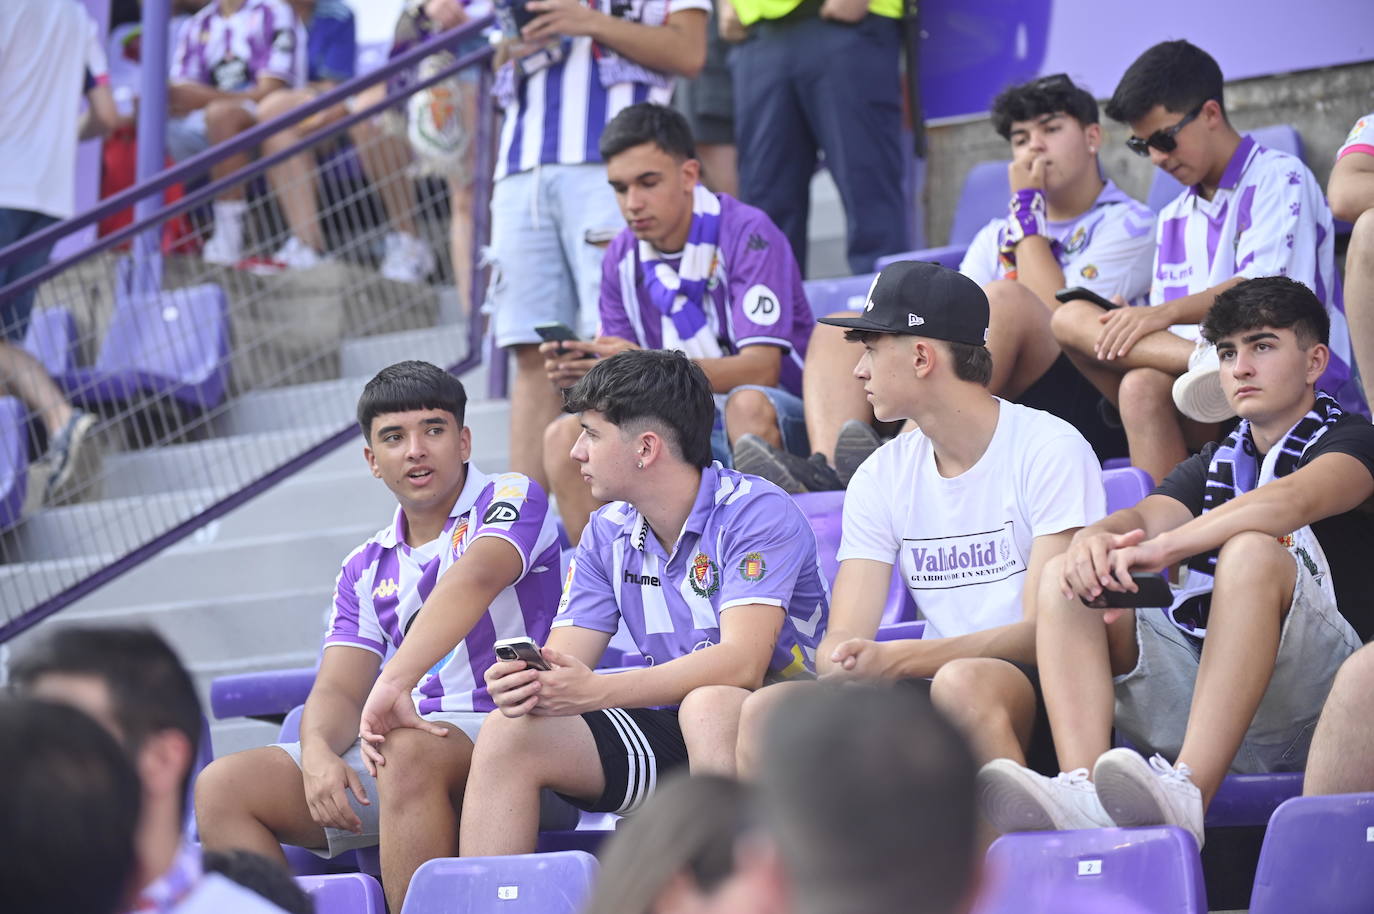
[1207,771,1303,828]
[398,851,598,914]
[875,619,926,641]
[975,826,1207,914]
[1249,792,1374,913]
[297,873,385,914]
[876,160,1011,272]
[535,811,619,854]
[802,272,878,320]
[792,490,915,624]
[1148,124,1304,213]
[0,397,27,531]
[21,307,78,377]
[210,666,318,721]
[278,704,306,742]
[1102,465,1153,513]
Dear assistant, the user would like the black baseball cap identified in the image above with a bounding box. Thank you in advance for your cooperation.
[818,261,990,347]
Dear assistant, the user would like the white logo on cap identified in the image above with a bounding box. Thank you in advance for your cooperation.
[984,328,991,342]
[863,273,881,312]
[908,314,924,327]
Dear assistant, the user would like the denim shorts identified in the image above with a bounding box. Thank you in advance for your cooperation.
[723,384,810,458]
[0,207,59,341]
[482,164,623,348]
[1112,553,1360,773]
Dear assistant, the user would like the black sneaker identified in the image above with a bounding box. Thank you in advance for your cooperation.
[833,420,883,485]
[732,434,843,494]
[43,410,96,502]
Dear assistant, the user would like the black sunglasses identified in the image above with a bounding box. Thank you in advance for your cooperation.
[1125,102,1205,157]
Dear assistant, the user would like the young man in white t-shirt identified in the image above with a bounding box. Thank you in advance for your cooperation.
[746,73,1155,492]
[693,261,1105,776]
[1053,40,1356,481]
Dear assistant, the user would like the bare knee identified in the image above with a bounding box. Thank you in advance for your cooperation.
[1118,367,1175,418]
[543,413,581,457]
[1213,531,1294,608]
[194,748,291,832]
[205,99,256,140]
[930,659,1026,727]
[1331,643,1374,700]
[1050,300,1100,353]
[680,685,750,727]
[376,727,472,800]
[737,682,810,776]
[723,388,778,440]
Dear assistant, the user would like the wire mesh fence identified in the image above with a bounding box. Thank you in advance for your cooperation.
[0,23,494,636]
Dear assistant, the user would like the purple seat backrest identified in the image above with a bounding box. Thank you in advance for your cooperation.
[0,397,26,531]
[1249,792,1374,913]
[801,273,878,321]
[210,665,318,720]
[1148,124,1303,213]
[1102,466,1153,514]
[976,827,1206,914]
[297,872,386,914]
[1207,771,1302,828]
[398,852,598,914]
[279,704,306,742]
[793,490,846,582]
[948,160,1012,246]
[21,307,78,377]
[97,282,230,409]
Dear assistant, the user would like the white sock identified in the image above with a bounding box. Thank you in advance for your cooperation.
[212,199,248,239]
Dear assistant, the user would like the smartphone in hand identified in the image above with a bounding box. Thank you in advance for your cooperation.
[1055,286,1121,310]
[1080,572,1173,609]
[494,637,552,671]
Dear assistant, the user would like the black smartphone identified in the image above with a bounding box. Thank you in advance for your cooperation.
[1055,286,1121,310]
[534,322,579,344]
[1081,572,1174,609]
[494,636,551,671]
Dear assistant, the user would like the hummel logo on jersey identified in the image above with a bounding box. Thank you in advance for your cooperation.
[372,578,400,599]
[747,232,769,252]
[908,313,924,327]
[623,570,662,586]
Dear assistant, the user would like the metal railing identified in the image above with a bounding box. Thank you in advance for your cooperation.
[0,16,497,640]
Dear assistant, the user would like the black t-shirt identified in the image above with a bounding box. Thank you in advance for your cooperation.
[1154,412,1374,642]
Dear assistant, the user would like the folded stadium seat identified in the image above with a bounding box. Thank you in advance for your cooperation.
[801,272,879,321]
[0,397,26,531]
[1206,771,1303,828]
[534,811,620,855]
[210,666,319,723]
[398,851,598,914]
[20,306,79,378]
[1248,792,1374,913]
[1101,466,1153,513]
[875,160,1012,272]
[296,873,385,914]
[975,826,1207,914]
[1147,124,1305,213]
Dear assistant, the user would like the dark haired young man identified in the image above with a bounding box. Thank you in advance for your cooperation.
[540,102,815,542]
[746,74,1155,492]
[1051,40,1357,482]
[980,277,1374,847]
[13,627,288,913]
[718,261,1104,779]
[458,348,828,855]
[196,360,563,912]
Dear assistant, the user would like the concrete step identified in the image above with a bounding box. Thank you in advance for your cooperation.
[338,323,480,390]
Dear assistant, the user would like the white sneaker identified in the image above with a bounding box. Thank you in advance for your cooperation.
[380,231,435,284]
[202,226,244,265]
[978,758,1115,833]
[1093,748,1205,849]
[1172,340,1235,423]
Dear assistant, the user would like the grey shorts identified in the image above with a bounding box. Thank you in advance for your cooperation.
[1112,552,1361,773]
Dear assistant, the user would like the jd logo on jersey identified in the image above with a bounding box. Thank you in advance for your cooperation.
[483,502,520,524]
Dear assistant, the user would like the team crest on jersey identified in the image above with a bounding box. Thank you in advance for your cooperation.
[1080,264,1099,280]
[372,578,400,599]
[689,552,721,597]
[1063,225,1088,255]
[1277,533,1294,549]
[451,519,469,553]
[738,552,766,582]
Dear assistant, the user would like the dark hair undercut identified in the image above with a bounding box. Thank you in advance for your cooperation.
[599,101,697,163]
[357,360,468,441]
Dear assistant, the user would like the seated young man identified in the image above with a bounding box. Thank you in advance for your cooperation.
[195,361,563,913]
[979,277,1374,847]
[708,261,1105,776]
[1327,111,1374,408]
[540,102,815,543]
[167,0,306,264]
[453,349,827,855]
[743,74,1156,492]
[1052,40,1357,482]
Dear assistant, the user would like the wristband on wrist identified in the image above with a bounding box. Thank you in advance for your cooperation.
[1004,188,1048,245]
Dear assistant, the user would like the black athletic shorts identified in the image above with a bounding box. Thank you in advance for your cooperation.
[558,707,689,815]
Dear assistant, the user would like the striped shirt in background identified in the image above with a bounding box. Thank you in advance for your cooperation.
[170,0,306,91]
[325,465,562,714]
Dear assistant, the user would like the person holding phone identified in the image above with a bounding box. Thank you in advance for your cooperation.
[1052,40,1358,482]
[195,361,564,913]
[540,103,816,544]
[744,73,1156,493]
[979,278,1374,848]
[458,349,828,856]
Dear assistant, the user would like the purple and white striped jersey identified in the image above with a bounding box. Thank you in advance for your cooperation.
[960,180,1156,305]
[553,464,828,683]
[170,0,305,92]
[1152,135,1354,403]
[493,0,712,180]
[325,465,562,714]
[599,193,813,396]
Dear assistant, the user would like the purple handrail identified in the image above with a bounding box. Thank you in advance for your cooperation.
[0,21,499,644]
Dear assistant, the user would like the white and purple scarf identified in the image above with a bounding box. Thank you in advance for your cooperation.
[638,184,724,359]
